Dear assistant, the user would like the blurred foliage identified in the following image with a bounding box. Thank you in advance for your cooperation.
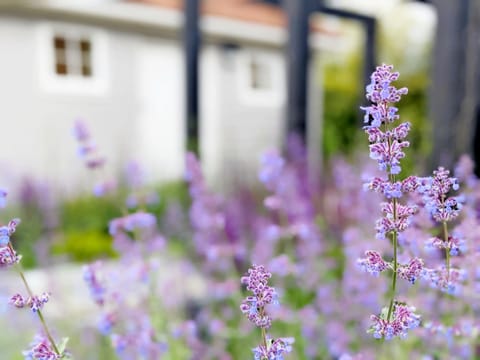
[52,230,116,262]
[321,13,433,176]
[59,193,121,233]
[11,181,189,268]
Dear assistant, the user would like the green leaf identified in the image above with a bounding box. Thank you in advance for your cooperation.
[57,337,70,355]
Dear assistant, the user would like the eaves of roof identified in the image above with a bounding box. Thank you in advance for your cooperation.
[0,0,283,46]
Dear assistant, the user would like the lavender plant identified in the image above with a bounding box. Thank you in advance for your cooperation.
[359,64,422,339]
[240,264,293,359]
[417,167,465,294]
[0,190,71,359]
[72,119,115,196]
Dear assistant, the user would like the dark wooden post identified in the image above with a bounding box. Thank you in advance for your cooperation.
[468,0,480,175]
[285,0,312,142]
[184,0,201,155]
[319,6,376,89]
[429,0,472,169]
[364,17,377,87]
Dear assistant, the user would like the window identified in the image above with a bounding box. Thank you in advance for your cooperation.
[237,49,285,106]
[53,35,93,77]
[37,23,109,95]
[249,55,272,90]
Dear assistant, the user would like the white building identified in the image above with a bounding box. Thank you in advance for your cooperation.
[0,0,343,194]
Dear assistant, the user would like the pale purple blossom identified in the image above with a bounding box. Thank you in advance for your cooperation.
[252,337,294,360]
[357,250,390,276]
[0,245,21,267]
[370,303,420,340]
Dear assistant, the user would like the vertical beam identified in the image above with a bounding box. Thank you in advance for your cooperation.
[364,18,377,88]
[429,0,470,169]
[468,0,480,175]
[286,0,312,142]
[184,0,200,155]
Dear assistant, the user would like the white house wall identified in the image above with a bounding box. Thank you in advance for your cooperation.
[200,43,286,189]
[0,15,185,195]
[134,37,185,184]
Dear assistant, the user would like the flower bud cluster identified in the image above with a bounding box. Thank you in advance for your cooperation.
[252,337,295,360]
[240,265,277,328]
[370,303,420,340]
[23,335,62,360]
[72,119,105,170]
[10,292,50,313]
[240,265,293,359]
[417,167,461,223]
[72,119,115,196]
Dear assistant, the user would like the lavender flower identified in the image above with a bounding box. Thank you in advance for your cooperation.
[422,267,467,295]
[109,212,157,236]
[417,167,461,222]
[425,234,466,255]
[0,245,21,267]
[417,167,465,294]
[252,337,294,360]
[9,292,50,313]
[0,218,20,246]
[240,265,277,328]
[0,190,67,358]
[23,341,60,360]
[370,303,420,340]
[72,119,115,196]
[241,265,293,359]
[357,250,390,277]
[83,262,106,306]
[360,64,422,339]
[397,258,424,284]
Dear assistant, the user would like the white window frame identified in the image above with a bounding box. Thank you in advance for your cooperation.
[236,49,285,107]
[36,22,109,96]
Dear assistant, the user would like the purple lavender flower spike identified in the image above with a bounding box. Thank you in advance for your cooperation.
[370,303,420,340]
[397,258,424,284]
[417,167,462,223]
[10,293,26,308]
[241,265,293,359]
[10,293,50,313]
[360,64,423,340]
[0,245,21,267]
[252,337,294,360]
[259,150,285,190]
[357,250,391,277]
[23,335,63,360]
[72,118,90,142]
[83,262,106,306]
[241,265,277,329]
[0,218,21,246]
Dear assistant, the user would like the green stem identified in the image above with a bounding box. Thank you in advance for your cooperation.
[386,198,398,323]
[261,326,268,350]
[386,230,398,322]
[442,221,450,282]
[16,264,60,355]
[37,310,61,355]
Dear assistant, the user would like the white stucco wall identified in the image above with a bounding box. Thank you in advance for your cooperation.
[200,43,286,189]
[0,14,289,196]
[0,16,185,195]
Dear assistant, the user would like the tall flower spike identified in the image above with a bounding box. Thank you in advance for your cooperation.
[418,167,465,294]
[360,64,421,340]
[240,265,293,359]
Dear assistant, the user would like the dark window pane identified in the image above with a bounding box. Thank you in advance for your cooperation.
[82,66,92,77]
[56,63,67,75]
[54,36,66,49]
[80,39,91,52]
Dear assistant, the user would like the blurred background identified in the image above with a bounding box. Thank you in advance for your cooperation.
[0,0,480,358]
